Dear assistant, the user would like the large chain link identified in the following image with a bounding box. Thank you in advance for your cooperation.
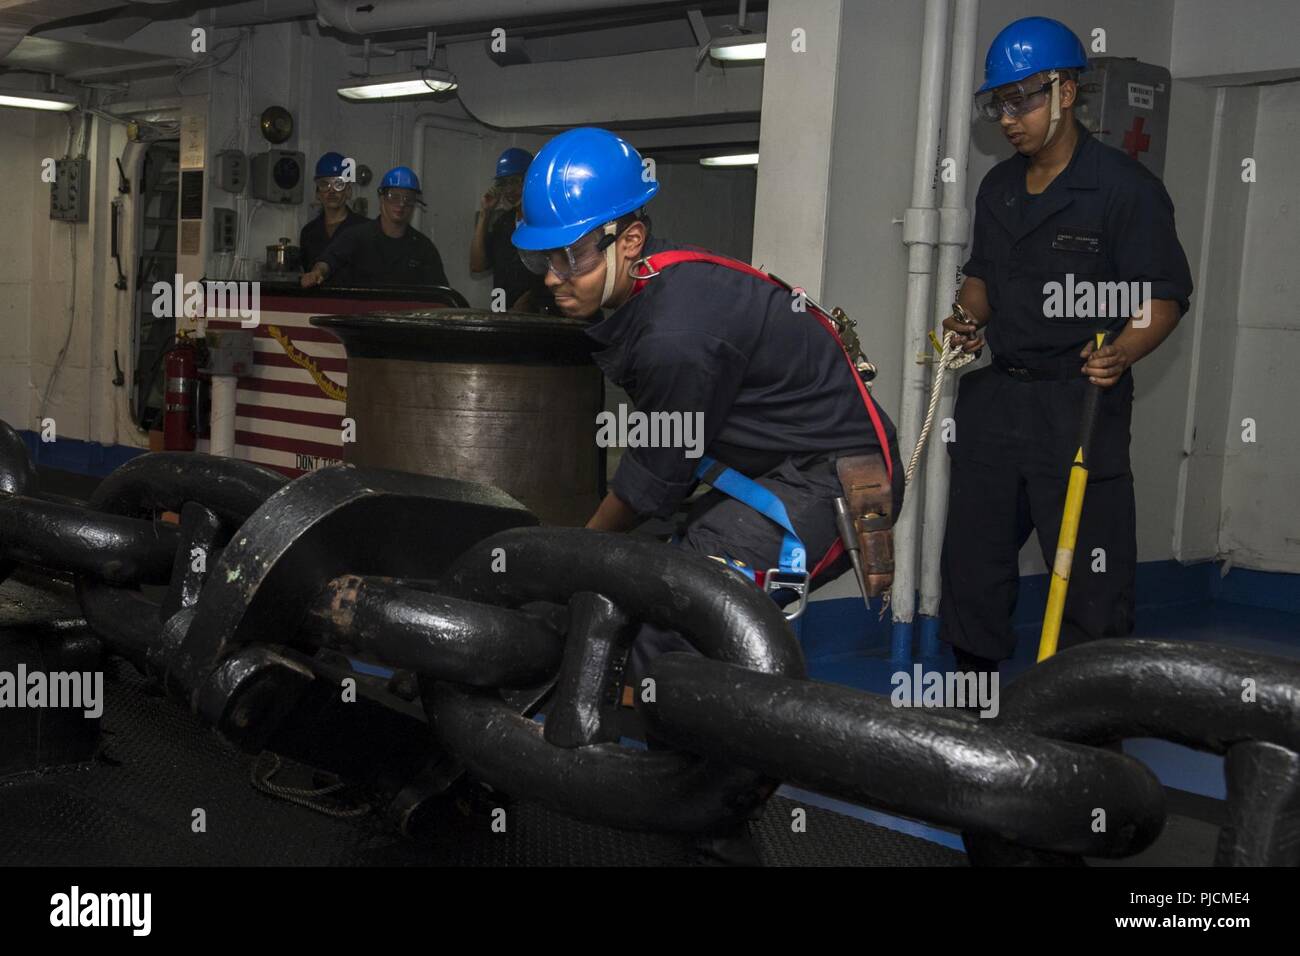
[2,419,1297,865]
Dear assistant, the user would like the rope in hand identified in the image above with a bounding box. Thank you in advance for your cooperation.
[905,306,979,486]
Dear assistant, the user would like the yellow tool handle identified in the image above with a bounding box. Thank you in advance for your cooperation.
[1037,331,1109,662]
[1038,454,1088,661]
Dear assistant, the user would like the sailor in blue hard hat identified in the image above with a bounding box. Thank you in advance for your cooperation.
[297,151,368,275]
[937,17,1193,675]
[973,15,1089,149]
[511,127,660,317]
[512,127,903,863]
[302,165,448,289]
[470,147,549,312]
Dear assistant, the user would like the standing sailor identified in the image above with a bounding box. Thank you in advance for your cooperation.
[939,17,1193,673]
[470,147,550,312]
[301,166,448,289]
[298,151,368,277]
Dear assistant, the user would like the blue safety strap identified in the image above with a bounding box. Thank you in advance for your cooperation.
[694,456,806,574]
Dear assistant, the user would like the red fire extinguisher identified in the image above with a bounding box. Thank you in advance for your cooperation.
[163,332,199,451]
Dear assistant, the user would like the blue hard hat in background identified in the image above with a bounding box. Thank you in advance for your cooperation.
[495,147,534,179]
[314,151,347,178]
[379,165,421,192]
[512,127,659,250]
[977,16,1088,94]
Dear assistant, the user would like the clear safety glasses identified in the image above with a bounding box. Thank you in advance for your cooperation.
[518,224,617,281]
[315,177,350,193]
[975,80,1054,120]
[379,190,423,208]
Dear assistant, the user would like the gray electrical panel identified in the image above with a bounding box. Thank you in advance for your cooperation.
[250,149,305,203]
[50,157,91,222]
[215,149,247,193]
[201,329,255,377]
[1078,57,1170,179]
[212,207,236,253]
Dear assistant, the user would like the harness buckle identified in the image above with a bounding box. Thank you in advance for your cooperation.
[764,569,810,622]
[628,257,660,281]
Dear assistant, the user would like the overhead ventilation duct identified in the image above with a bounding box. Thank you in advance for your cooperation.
[203,0,319,28]
[314,0,663,35]
[0,0,128,62]
[445,40,762,129]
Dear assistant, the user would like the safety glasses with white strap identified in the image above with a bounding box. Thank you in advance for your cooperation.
[517,220,628,306]
[975,69,1072,145]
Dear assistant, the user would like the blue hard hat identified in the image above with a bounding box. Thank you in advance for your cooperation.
[977,17,1088,94]
[512,127,659,251]
[379,165,421,192]
[495,147,533,179]
[315,151,347,178]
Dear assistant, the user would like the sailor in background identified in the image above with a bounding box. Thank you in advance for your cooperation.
[939,17,1193,674]
[300,166,448,289]
[470,147,551,313]
[298,151,368,277]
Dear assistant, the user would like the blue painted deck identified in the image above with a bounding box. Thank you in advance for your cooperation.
[793,574,1300,852]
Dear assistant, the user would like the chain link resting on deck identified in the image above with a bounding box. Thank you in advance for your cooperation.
[1,419,1297,864]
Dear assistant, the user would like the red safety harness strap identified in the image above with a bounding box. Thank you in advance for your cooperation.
[630,250,895,482]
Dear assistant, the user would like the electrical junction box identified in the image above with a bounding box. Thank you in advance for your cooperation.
[50,157,91,222]
[250,149,305,203]
[216,149,247,193]
[1079,57,1171,179]
[212,207,236,253]
[201,329,255,376]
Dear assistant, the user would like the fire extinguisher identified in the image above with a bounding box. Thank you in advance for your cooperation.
[163,331,199,451]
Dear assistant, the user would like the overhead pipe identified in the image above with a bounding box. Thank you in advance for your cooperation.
[445,40,761,130]
[203,0,318,27]
[314,0,659,35]
[889,0,950,663]
[917,0,980,656]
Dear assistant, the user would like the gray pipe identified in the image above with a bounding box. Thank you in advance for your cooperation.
[314,0,658,35]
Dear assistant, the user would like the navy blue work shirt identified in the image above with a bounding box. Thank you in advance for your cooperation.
[317,219,448,288]
[586,238,897,519]
[963,123,1193,367]
[483,210,549,309]
[299,209,369,275]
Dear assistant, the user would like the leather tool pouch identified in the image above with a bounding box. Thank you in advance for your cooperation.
[835,454,895,597]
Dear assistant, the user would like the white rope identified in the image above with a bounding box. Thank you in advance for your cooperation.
[906,330,976,486]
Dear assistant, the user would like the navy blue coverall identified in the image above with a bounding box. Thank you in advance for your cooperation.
[586,238,902,672]
[940,123,1193,663]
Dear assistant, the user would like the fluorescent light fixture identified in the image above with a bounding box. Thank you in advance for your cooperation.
[338,68,458,101]
[700,152,759,167]
[0,89,78,112]
[708,34,767,62]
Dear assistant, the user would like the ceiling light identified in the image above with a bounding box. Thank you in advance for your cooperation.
[338,67,457,101]
[0,89,78,112]
[708,34,766,62]
[700,152,759,168]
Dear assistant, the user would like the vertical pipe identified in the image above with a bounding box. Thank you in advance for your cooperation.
[918,0,980,656]
[889,0,950,663]
[209,375,238,457]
